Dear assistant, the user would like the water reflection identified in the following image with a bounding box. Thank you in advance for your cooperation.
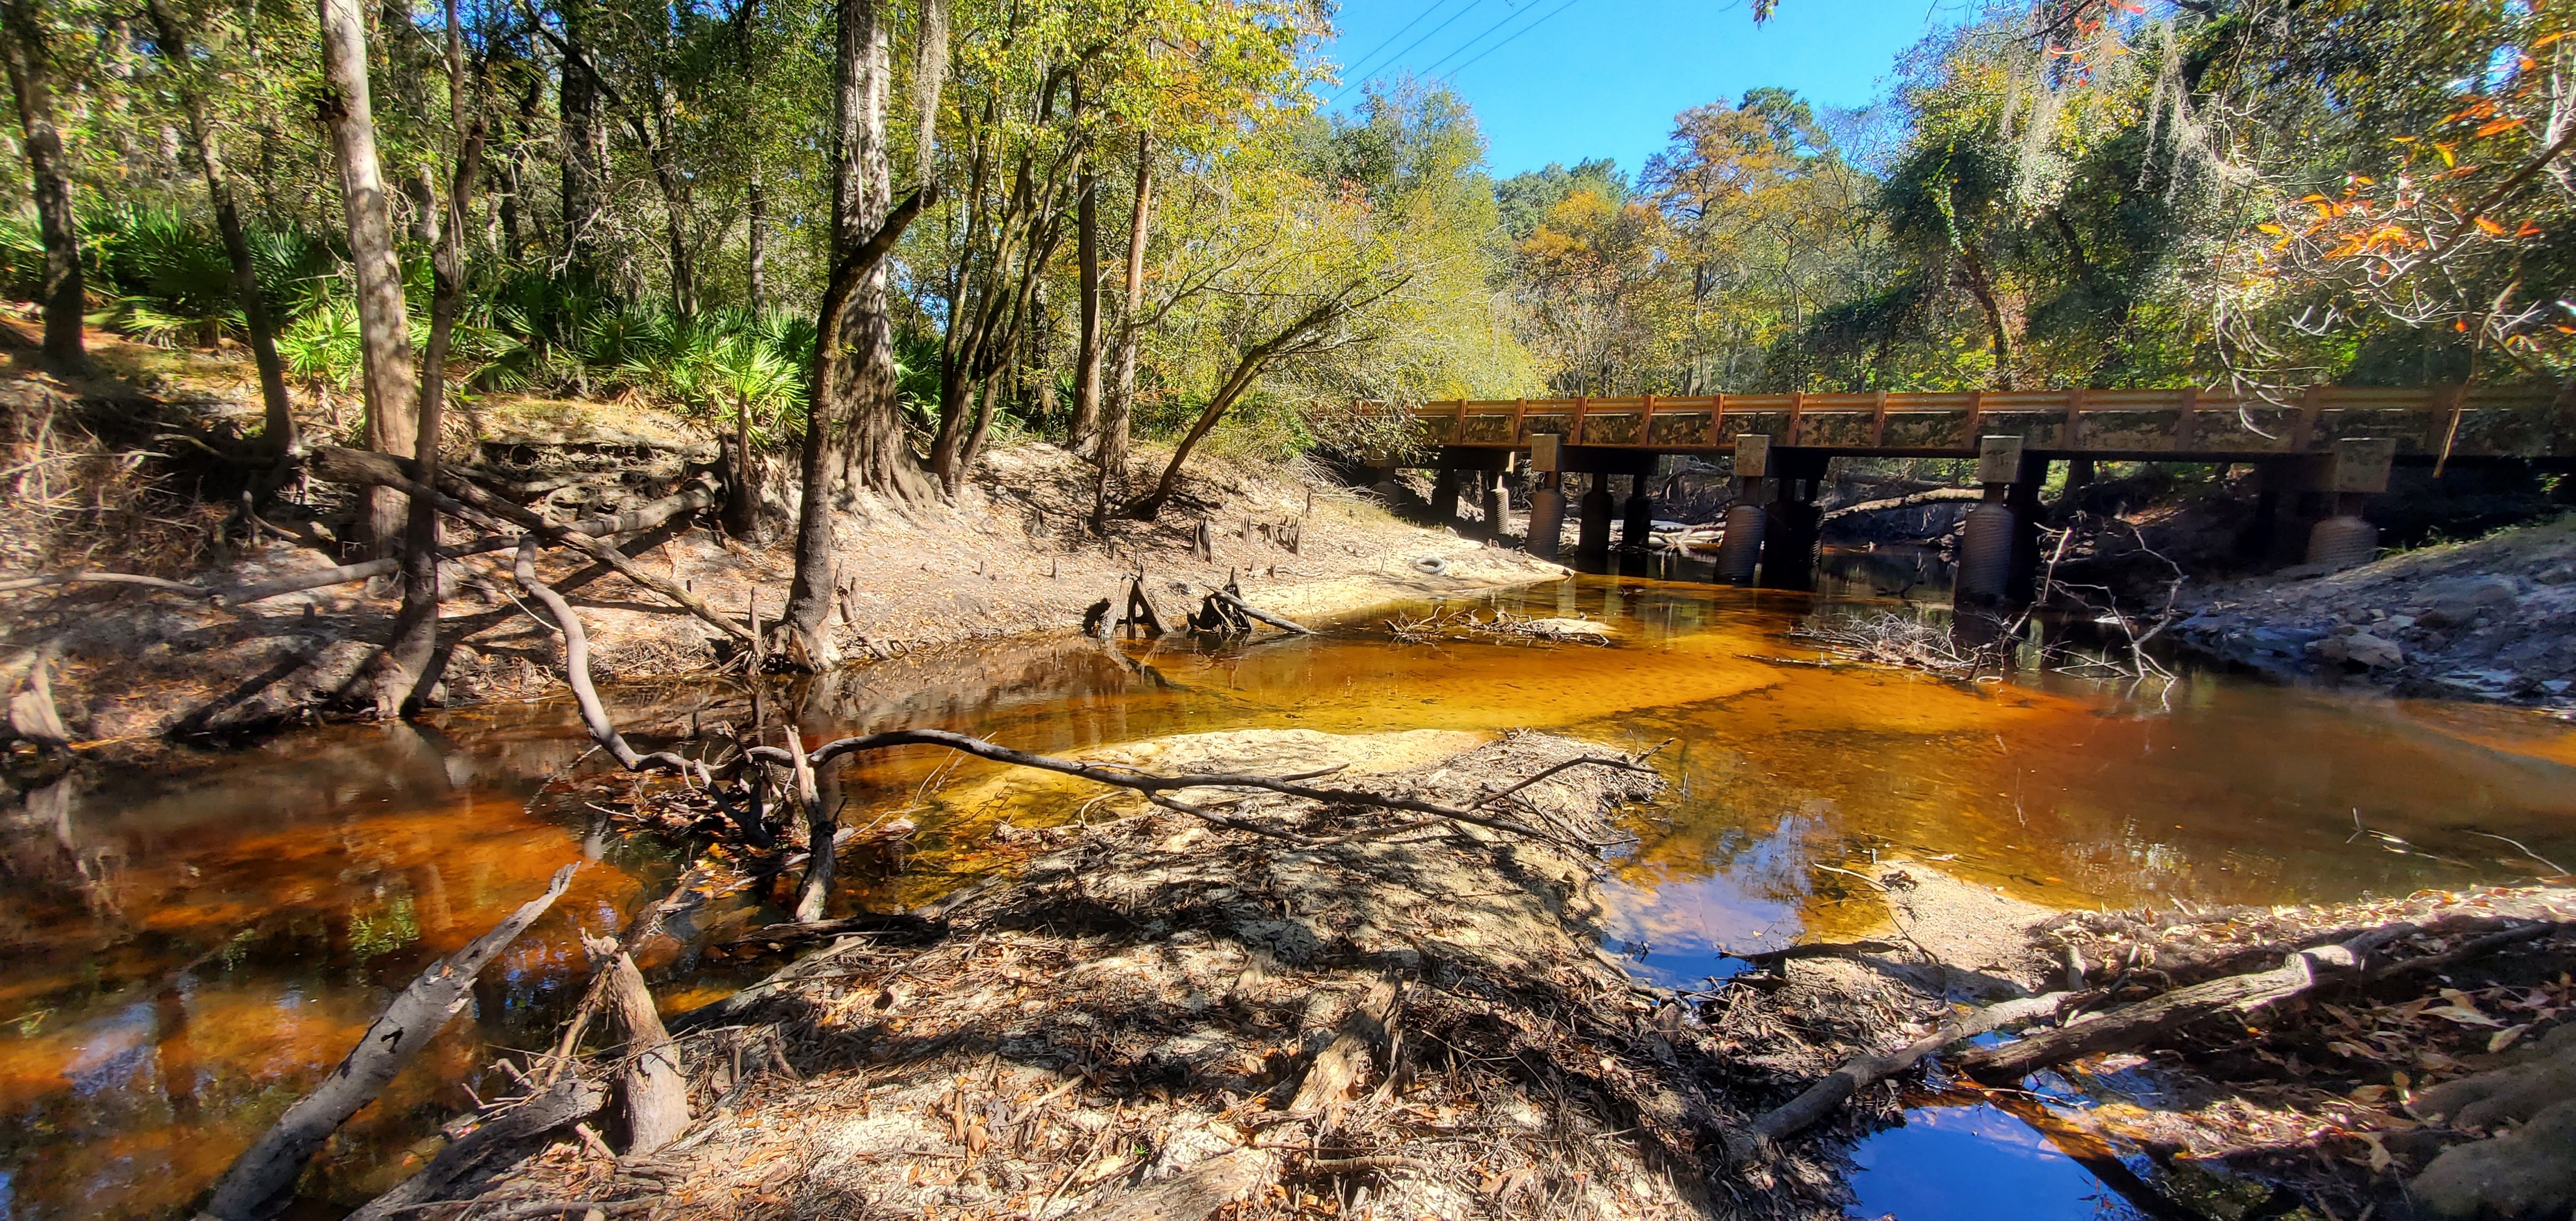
[2,564,2572,1217]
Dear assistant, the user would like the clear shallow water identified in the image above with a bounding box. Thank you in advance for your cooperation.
[4,556,2572,1218]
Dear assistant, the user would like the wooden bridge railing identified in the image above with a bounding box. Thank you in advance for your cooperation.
[1381,387,2573,460]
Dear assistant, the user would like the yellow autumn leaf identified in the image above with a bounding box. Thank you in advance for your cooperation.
[2257,223,2284,235]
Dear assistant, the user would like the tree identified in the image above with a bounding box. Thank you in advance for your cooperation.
[315,0,418,557]
[0,0,84,365]
[143,0,296,457]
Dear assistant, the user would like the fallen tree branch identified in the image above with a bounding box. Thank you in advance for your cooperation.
[0,570,214,595]
[747,731,1636,850]
[1958,921,2436,1085]
[1215,591,1313,635]
[344,1073,604,1221]
[197,863,577,1221]
[580,933,690,1154]
[1746,991,2070,1148]
[511,538,703,776]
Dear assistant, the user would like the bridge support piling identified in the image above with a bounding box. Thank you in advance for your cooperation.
[1621,472,1655,550]
[1523,434,1566,561]
[1577,474,1615,567]
[1957,437,2023,603]
[2305,438,2394,570]
[2006,449,2049,601]
[1715,435,1769,585]
[1431,467,1462,529]
[1480,471,1509,541]
[1757,448,1829,591]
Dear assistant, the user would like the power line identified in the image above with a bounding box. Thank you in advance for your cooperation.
[1330,0,1460,92]
[1325,0,1487,106]
[1434,0,1589,83]
[1412,0,1544,81]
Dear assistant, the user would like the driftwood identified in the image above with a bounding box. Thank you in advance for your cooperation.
[1064,1148,1279,1221]
[787,722,833,923]
[1958,922,2433,1085]
[1216,590,1312,635]
[196,863,576,1221]
[343,1073,604,1221]
[1290,977,1402,1113]
[1730,940,1904,967]
[580,934,690,1154]
[722,911,944,949]
[1745,991,2070,1148]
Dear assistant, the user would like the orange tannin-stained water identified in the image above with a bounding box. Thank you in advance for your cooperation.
[3,566,2573,1217]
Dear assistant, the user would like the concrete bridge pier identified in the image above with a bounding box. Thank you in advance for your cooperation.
[1523,434,1566,560]
[1621,472,1655,549]
[1431,467,1462,529]
[1957,436,2024,604]
[1714,434,1769,585]
[1758,447,1830,591]
[1576,474,1616,566]
[2005,447,2050,602]
[1480,471,1509,541]
[2306,438,2394,570]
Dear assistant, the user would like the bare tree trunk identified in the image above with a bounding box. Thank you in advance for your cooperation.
[1091,135,1150,527]
[745,169,768,313]
[723,389,760,540]
[318,0,419,559]
[0,0,83,366]
[374,0,484,717]
[145,0,294,458]
[557,0,605,278]
[1069,116,1101,446]
[825,0,929,507]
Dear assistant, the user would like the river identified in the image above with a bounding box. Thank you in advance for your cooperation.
[5,552,2572,1218]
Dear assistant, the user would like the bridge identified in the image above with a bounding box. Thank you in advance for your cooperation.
[1375,386,2576,599]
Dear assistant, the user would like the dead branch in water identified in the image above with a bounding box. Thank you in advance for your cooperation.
[196,863,577,1221]
[1745,990,2072,1149]
[1957,919,2566,1085]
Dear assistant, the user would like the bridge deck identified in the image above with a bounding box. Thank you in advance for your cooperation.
[1395,388,2574,462]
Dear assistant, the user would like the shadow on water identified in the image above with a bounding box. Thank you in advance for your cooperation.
[2,551,2572,1217]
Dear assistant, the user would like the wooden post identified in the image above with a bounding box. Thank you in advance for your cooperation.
[1570,395,1591,444]
[2171,385,2202,452]
[1510,396,1530,444]
[2063,387,2085,450]
[2291,383,2326,451]
[1712,392,1728,446]
[1870,390,1890,446]
[1639,392,1657,446]
[1961,391,1985,450]
[1786,391,1806,446]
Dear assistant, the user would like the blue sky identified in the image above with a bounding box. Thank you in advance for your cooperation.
[1314,0,1972,179]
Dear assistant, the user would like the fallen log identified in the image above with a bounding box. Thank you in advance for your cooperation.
[1957,921,2436,1085]
[1216,590,1313,635]
[195,863,577,1221]
[1745,991,2070,1149]
[580,934,690,1154]
[343,1072,604,1221]
[0,571,214,596]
